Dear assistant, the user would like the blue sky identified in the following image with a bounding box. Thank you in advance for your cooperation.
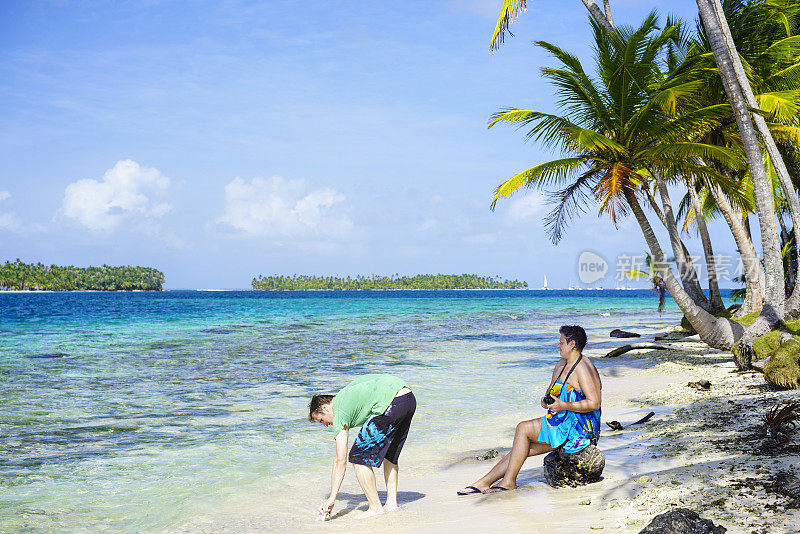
[0,1,748,289]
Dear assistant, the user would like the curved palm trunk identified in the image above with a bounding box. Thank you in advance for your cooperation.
[697,0,785,314]
[580,0,615,32]
[710,0,800,313]
[652,168,712,308]
[624,189,742,349]
[778,213,797,298]
[687,178,725,311]
[706,182,765,315]
[603,0,614,27]
[645,188,701,277]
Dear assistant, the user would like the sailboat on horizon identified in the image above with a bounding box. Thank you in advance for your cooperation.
[541,275,551,290]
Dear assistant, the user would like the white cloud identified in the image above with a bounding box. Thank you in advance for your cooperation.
[504,191,546,225]
[215,176,356,242]
[0,191,22,232]
[58,159,172,232]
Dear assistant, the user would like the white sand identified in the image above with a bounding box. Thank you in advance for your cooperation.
[177,331,800,533]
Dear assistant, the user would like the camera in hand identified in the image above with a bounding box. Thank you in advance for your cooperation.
[543,393,555,405]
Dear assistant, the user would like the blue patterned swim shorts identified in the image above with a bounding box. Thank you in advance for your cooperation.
[348,391,416,467]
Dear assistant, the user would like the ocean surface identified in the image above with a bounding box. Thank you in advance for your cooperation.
[0,289,689,532]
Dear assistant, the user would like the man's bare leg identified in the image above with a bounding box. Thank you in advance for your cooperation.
[382,460,399,512]
[353,463,384,518]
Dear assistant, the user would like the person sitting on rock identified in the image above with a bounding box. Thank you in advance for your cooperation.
[457,324,602,494]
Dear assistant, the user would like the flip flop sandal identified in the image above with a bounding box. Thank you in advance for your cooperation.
[456,485,484,495]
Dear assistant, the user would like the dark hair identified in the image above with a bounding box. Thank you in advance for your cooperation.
[308,394,334,421]
[559,325,587,352]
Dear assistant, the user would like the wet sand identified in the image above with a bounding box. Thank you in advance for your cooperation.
[177,329,800,533]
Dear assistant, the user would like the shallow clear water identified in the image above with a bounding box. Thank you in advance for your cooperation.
[0,290,687,532]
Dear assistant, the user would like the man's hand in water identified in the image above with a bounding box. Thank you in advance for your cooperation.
[318,497,335,516]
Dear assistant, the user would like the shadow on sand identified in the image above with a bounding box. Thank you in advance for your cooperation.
[328,490,426,519]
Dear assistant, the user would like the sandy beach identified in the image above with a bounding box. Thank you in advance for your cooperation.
[203,329,800,534]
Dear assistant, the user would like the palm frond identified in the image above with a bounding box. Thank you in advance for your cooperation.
[766,62,800,88]
[540,66,613,131]
[638,143,745,170]
[544,168,602,244]
[489,0,527,54]
[490,157,589,210]
[767,123,800,145]
[594,162,635,225]
[655,104,732,141]
[561,125,627,155]
[488,108,591,153]
[758,35,800,63]
[756,90,800,121]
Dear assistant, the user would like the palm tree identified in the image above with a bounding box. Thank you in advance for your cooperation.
[706,0,800,311]
[490,15,740,289]
[489,14,759,350]
[625,252,668,313]
[489,0,800,363]
[696,0,784,325]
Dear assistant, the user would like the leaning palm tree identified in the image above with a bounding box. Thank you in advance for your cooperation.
[490,0,800,367]
[490,14,758,349]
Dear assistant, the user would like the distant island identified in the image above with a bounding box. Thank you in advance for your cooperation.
[0,260,164,291]
[251,274,528,290]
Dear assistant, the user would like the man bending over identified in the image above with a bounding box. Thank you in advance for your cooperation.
[309,374,416,519]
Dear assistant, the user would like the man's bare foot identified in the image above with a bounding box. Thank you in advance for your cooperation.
[383,503,400,512]
[353,508,384,520]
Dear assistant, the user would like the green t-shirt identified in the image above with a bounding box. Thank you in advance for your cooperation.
[330,374,407,435]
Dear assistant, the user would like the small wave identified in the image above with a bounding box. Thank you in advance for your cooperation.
[600,312,610,316]
[24,353,68,359]
[200,328,235,334]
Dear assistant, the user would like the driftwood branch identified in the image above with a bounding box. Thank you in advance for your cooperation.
[605,343,672,357]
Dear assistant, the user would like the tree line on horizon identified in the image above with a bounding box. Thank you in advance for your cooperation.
[487,0,800,381]
[251,274,528,290]
[0,259,164,291]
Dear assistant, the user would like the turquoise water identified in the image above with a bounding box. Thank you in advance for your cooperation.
[0,290,686,532]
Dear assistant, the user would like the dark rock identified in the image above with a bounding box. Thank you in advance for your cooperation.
[605,420,624,431]
[654,330,693,341]
[680,316,697,333]
[751,356,770,373]
[610,329,641,338]
[475,449,499,461]
[687,380,711,391]
[25,353,67,359]
[543,445,604,487]
[775,471,800,507]
[639,508,726,534]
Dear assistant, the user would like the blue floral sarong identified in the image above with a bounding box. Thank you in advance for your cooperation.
[537,381,600,453]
